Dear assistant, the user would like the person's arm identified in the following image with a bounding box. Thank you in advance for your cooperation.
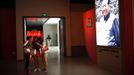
[39,41,48,51]
[24,41,28,47]
[36,42,43,48]
[112,18,120,46]
[23,41,29,53]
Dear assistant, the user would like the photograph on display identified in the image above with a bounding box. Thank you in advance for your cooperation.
[95,0,120,47]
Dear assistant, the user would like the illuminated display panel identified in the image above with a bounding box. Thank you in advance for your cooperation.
[27,31,42,37]
[95,0,120,47]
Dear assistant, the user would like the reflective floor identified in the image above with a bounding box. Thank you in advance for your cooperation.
[1,57,115,75]
[0,57,116,75]
[1,47,115,75]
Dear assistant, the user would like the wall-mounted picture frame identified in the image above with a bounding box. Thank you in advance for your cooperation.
[95,0,120,47]
[86,17,92,27]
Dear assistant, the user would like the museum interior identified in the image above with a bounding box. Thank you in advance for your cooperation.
[0,0,134,75]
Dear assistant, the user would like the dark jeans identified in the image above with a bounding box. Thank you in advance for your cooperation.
[24,53,30,73]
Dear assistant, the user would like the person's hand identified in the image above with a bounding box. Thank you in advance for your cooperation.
[24,48,30,54]
[42,46,48,51]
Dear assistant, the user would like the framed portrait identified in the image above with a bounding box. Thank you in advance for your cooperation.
[95,0,120,47]
[86,18,92,27]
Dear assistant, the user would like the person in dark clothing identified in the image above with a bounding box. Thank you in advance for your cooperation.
[32,36,42,72]
[23,36,32,74]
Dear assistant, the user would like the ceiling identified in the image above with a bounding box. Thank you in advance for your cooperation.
[70,0,94,4]
[0,0,15,8]
[25,18,61,25]
[0,0,94,8]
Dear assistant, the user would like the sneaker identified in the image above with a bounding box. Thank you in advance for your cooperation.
[34,68,38,72]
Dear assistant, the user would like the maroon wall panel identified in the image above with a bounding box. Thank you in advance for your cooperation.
[0,8,16,60]
[122,0,134,75]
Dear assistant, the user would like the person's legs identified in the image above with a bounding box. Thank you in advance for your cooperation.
[24,53,30,73]
[33,50,42,72]
[33,55,40,72]
[41,53,48,72]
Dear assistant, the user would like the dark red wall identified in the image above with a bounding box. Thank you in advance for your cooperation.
[0,8,16,60]
[83,8,97,64]
[122,0,134,75]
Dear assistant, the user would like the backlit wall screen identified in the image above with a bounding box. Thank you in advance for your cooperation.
[95,0,120,47]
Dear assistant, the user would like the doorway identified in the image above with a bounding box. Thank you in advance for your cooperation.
[23,16,66,73]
